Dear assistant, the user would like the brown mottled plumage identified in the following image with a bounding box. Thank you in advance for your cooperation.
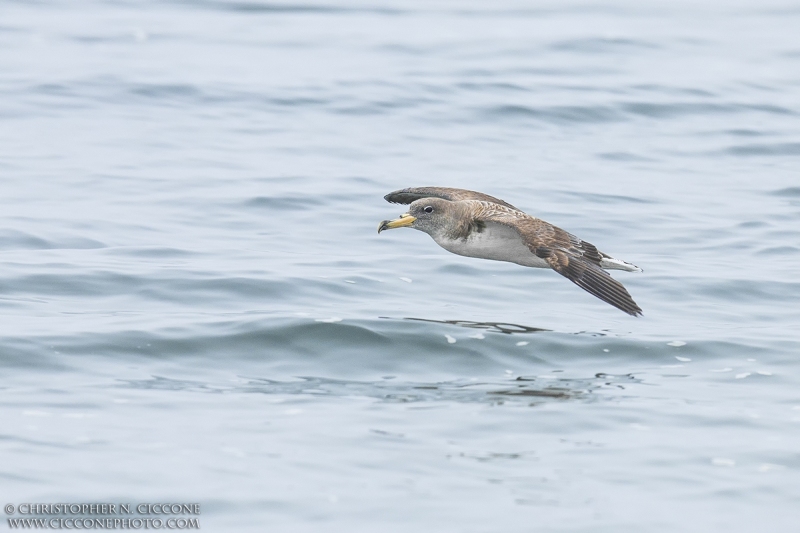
[379,187,643,316]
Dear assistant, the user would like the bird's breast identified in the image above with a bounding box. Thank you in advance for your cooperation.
[432,222,549,268]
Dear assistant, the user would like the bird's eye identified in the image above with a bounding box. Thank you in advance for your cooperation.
[424,206,434,213]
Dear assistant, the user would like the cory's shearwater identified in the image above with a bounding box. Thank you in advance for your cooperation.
[378,187,643,316]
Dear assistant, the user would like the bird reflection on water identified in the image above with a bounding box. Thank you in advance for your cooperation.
[118,373,642,406]
[384,317,550,335]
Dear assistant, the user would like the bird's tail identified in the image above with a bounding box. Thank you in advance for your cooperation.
[600,254,642,272]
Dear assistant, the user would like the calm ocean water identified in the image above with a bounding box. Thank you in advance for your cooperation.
[1,0,799,531]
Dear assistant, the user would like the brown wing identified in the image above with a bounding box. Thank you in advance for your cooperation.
[537,248,642,316]
[477,209,642,316]
[384,187,519,210]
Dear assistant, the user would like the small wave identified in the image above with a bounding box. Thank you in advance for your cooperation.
[737,220,770,229]
[725,128,766,137]
[0,25,25,34]
[0,271,307,302]
[631,84,716,97]
[441,100,794,125]
[550,37,659,53]
[771,187,800,197]
[30,83,74,97]
[333,97,433,116]
[482,104,620,123]
[129,83,201,99]
[176,0,403,15]
[696,279,800,303]
[177,1,347,13]
[243,195,324,210]
[112,247,198,258]
[557,191,656,205]
[596,152,655,162]
[724,143,800,156]
[456,81,528,93]
[0,229,105,250]
[759,246,799,256]
[621,102,794,119]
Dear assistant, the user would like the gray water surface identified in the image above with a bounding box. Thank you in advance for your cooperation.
[1,1,800,531]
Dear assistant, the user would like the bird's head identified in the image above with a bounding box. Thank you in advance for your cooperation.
[377,198,454,236]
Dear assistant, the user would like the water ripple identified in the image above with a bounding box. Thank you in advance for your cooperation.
[117,373,643,405]
[724,143,800,156]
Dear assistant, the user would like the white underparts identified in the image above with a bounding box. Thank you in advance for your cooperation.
[431,222,550,268]
[427,221,641,272]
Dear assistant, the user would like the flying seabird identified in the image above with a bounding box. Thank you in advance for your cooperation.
[378,187,643,316]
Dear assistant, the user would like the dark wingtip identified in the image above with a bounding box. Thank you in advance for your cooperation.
[384,188,420,205]
[383,187,519,209]
[610,290,642,317]
[616,297,643,317]
[550,254,643,317]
